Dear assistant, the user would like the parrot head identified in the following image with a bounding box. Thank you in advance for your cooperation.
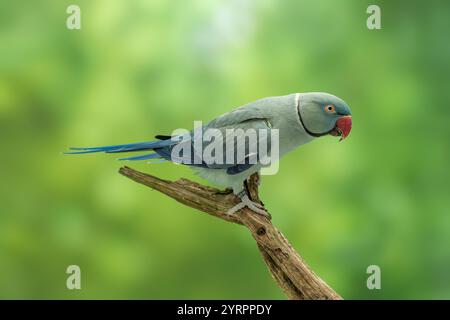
[297,92,352,141]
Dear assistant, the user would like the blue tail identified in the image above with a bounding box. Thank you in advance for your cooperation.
[65,136,182,162]
[118,153,162,161]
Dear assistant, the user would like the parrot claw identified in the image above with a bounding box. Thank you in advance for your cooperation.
[227,194,269,217]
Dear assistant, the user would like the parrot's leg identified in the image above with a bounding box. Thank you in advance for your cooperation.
[226,189,269,216]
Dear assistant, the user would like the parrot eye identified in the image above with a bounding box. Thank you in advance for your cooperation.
[324,105,336,113]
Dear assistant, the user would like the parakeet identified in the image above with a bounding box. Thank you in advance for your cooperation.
[67,92,352,215]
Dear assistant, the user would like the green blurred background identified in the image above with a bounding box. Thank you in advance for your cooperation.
[1,0,449,299]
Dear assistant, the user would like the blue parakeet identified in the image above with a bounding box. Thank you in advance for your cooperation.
[67,92,352,215]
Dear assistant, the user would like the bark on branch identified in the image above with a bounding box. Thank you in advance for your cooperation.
[119,166,342,300]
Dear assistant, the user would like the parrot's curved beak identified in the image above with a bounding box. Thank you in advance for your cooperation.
[330,115,352,141]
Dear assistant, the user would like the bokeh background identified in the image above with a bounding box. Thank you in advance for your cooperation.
[1,0,449,299]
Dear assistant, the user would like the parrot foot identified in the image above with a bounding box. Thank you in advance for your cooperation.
[226,194,269,216]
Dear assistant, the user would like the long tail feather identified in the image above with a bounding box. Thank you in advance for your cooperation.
[118,153,162,161]
[66,137,181,155]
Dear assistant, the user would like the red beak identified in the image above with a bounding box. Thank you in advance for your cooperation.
[336,115,352,141]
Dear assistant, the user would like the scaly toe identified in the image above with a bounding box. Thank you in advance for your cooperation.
[227,194,269,217]
[251,201,265,209]
[247,203,270,216]
[226,202,245,215]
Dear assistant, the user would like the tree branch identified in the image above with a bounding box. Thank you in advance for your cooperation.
[119,166,342,300]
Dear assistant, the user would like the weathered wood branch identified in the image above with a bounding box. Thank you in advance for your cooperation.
[119,166,342,300]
